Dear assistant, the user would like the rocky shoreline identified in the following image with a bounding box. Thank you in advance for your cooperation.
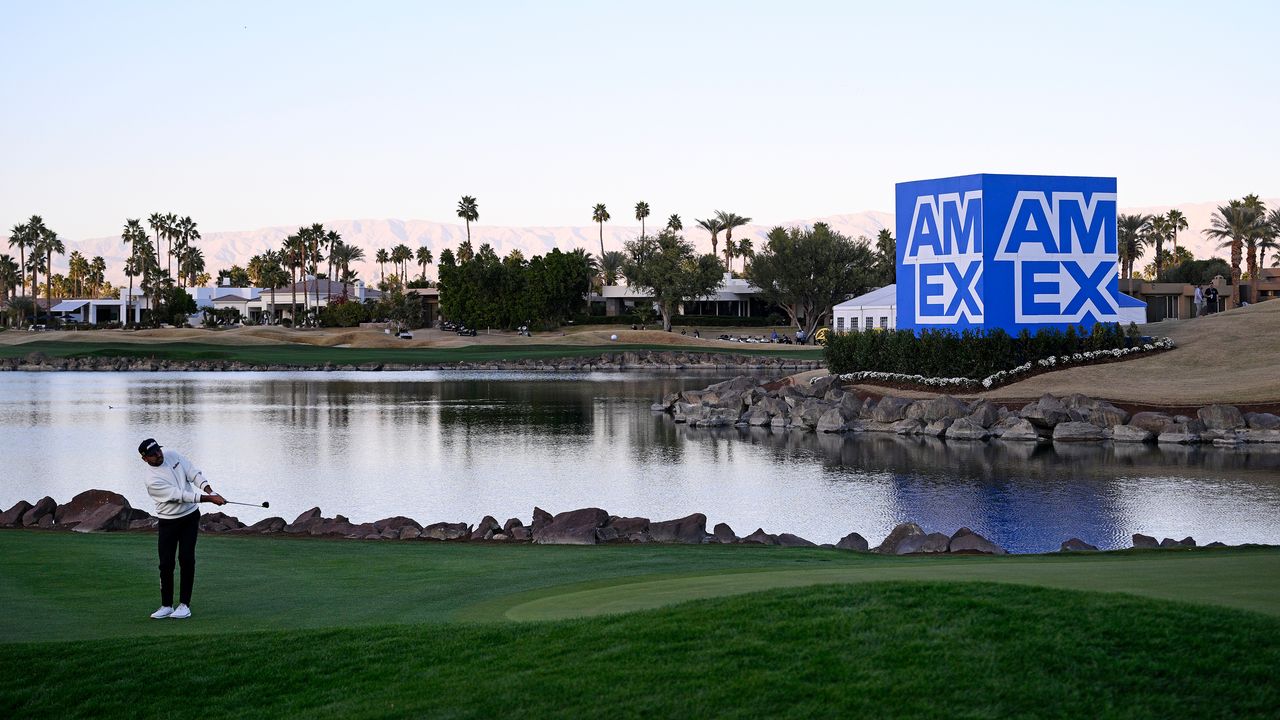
[0,489,1249,554]
[0,350,823,373]
[654,375,1280,446]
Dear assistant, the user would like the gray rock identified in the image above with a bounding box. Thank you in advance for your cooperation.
[1197,404,1245,430]
[490,533,509,542]
[128,517,159,531]
[237,516,286,534]
[1160,536,1196,548]
[739,528,779,545]
[835,531,869,552]
[70,502,133,533]
[399,526,422,540]
[1088,403,1131,428]
[776,533,817,547]
[1022,394,1071,429]
[948,527,1006,554]
[999,418,1043,441]
[503,517,524,534]
[816,408,846,433]
[649,513,707,544]
[531,507,553,532]
[1244,412,1280,430]
[510,526,532,541]
[912,395,971,422]
[1128,411,1174,435]
[945,417,991,441]
[1158,424,1201,444]
[747,410,772,426]
[921,418,954,437]
[533,507,609,545]
[1111,424,1155,443]
[1205,541,1227,548]
[470,515,501,541]
[967,402,1002,429]
[872,396,914,423]
[605,516,651,542]
[712,522,739,544]
[55,489,131,527]
[795,399,828,429]
[892,419,924,435]
[0,500,33,527]
[1132,533,1159,549]
[1053,421,1105,442]
[283,507,323,533]
[898,531,952,554]
[420,521,472,541]
[372,516,422,533]
[1240,429,1280,444]
[838,393,864,420]
[1060,538,1099,552]
[876,522,925,554]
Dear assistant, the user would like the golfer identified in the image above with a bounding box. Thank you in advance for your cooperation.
[139,438,225,619]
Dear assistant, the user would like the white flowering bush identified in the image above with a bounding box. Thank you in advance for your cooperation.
[835,336,1176,391]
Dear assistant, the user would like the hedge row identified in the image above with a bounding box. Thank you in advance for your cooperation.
[570,314,785,327]
[824,323,1139,379]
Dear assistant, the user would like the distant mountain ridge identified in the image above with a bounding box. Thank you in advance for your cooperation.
[60,200,1274,286]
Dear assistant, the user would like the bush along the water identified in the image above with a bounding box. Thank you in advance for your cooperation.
[825,323,1141,380]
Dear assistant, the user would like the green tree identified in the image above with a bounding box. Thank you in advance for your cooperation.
[747,222,875,337]
[872,229,896,286]
[695,216,725,261]
[88,256,107,298]
[666,214,682,232]
[7,222,30,299]
[1241,194,1268,286]
[0,254,18,313]
[714,210,751,270]
[599,250,625,286]
[20,216,49,316]
[457,195,479,243]
[1143,214,1172,279]
[416,246,434,282]
[735,237,754,274]
[592,203,611,272]
[620,229,723,332]
[67,251,88,296]
[1117,213,1149,281]
[121,219,151,325]
[390,244,413,287]
[1263,208,1280,268]
[1202,200,1267,305]
[1166,209,1188,253]
[375,248,389,282]
[34,226,65,320]
[634,201,650,237]
[281,232,307,321]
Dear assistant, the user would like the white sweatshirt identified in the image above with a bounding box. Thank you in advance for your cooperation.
[143,450,211,520]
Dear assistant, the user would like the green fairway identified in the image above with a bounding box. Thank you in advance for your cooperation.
[3,532,1279,718]
[0,339,823,366]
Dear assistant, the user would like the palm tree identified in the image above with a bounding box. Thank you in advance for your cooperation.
[21,216,49,311]
[391,244,412,286]
[666,214,682,232]
[1116,213,1149,281]
[599,250,625,286]
[1203,200,1266,305]
[715,211,751,270]
[375,248,389,283]
[592,203,611,270]
[0,255,18,314]
[1263,208,1280,269]
[1142,214,1172,279]
[695,217,725,260]
[121,219,148,324]
[1166,209,1188,253]
[147,212,166,277]
[457,195,479,243]
[178,245,205,289]
[7,222,29,299]
[416,246,434,282]
[333,243,365,283]
[39,229,65,314]
[88,256,106,297]
[281,233,306,322]
[735,237,754,273]
[1241,194,1268,285]
[634,201,650,237]
[324,229,341,302]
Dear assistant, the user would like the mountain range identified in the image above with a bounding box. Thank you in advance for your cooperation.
[56,200,1277,287]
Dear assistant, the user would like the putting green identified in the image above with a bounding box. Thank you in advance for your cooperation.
[503,552,1280,621]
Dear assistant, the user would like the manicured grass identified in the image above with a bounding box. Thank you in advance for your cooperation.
[0,340,823,365]
[3,582,1278,719]
[4,532,1279,718]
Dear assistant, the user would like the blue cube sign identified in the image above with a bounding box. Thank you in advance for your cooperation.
[896,173,1122,334]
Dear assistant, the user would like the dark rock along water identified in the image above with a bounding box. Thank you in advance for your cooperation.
[1,371,1277,553]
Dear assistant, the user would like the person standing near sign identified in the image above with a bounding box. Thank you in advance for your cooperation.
[1194,285,1204,317]
[1205,285,1219,314]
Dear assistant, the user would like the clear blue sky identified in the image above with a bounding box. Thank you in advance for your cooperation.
[2,0,1277,239]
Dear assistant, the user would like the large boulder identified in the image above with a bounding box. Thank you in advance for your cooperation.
[1161,536,1196,548]
[649,513,708,544]
[998,418,1043,442]
[1158,424,1200,444]
[309,515,357,537]
[776,533,817,547]
[283,507,323,534]
[872,397,914,423]
[503,517,524,534]
[1088,403,1131,428]
[835,531,869,552]
[1060,538,1099,552]
[1111,424,1155,443]
[509,526,533,542]
[945,417,990,441]
[816,408,847,433]
[1244,412,1280,430]
[533,507,609,545]
[55,490,131,527]
[875,522,925,554]
[948,527,1006,555]
[470,516,501,541]
[1128,411,1174,435]
[892,419,924,435]
[1,500,33,527]
[1132,533,1159,549]
[921,418,954,437]
[236,516,286,534]
[22,497,57,527]
[909,395,971,423]
[1197,404,1245,430]
[604,516,651,543]
[712,522,739,544]
[966,402,1003,429]
[794,399,828,429]
[420,522,472,541]
[739,528,779,545]
[837,393,864,420]
[70,502,134,533]
[373,516,422,534]
[898,532,952,554]
[1022,394,1071,429]
[531,507,554,532]
[1053,421,1105,442]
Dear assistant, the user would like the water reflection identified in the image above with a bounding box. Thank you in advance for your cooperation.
[1,371,1277,553]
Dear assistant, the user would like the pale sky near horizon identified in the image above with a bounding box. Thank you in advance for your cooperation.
[2,0,1278,240]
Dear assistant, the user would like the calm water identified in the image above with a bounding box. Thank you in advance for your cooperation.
[2,372,1278,553]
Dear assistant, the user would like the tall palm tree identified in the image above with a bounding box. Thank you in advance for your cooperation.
[121,219,148,324]
[147,213,166,278]
[281,233,306,322]
[391,244,412,285]
[1142,214,1172,279]
[375,248,389,282]
[40,229,65,314]
[634,201,650,237]
[416,246,434,282]
[1116,213,1149,281]
[695,217,725,261]
[332,243,365,283]
[179,245,205,289]
[715,211,751,270]
[735,237,754,273]
[1166,209,1188,253]
[21,216,49,310]
[162,212,179,279]
[1241,194,1268,286]
[1263,208,1280,269]
[324,229,341,302]
[88,256,106,297]
[0,255,18,312]
[599,250,625,286]
[457,195,479,243]
[1203,200,1266,305]
[7,222,29,299]
[592,203,611,270]
[666,214,682,232]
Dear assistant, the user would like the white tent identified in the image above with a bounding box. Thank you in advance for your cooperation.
[831,285,896,333]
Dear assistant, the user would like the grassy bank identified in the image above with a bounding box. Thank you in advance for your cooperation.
[0,340,823,366]
[3,533,1278,718]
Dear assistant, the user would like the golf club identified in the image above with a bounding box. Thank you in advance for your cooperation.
[224,500,270,508]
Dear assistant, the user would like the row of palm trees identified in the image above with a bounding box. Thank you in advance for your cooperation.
[5,216,72,325]
[1116,209,1188,281]
[1202,195,1279,303]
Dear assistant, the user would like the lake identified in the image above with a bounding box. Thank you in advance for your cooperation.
[2,371,1278,553]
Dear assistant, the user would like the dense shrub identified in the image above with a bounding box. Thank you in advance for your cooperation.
[825,324,1130,379]
[568,314,783,327]
[319,300,373,327]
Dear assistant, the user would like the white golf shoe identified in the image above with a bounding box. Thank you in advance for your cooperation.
[170,604,192,619]
[150,606,174,619]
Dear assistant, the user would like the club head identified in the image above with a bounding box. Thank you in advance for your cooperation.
[262,501,270,508]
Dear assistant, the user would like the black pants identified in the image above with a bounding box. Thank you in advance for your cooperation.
[158,510,200,606]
